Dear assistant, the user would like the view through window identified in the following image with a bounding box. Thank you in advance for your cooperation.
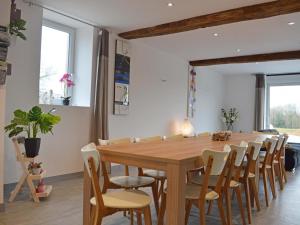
[39,22,74,104]
[269,85,300,136]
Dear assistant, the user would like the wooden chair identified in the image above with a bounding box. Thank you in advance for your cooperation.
[158,149,232,225]
[190,145,242,225]
[272,135,286,191]
[279,134,289,184]
[9,137,52,203]
[259,138,278,207]
[81,143,153,225]
[239,141,262,224]
[98,138,159,217]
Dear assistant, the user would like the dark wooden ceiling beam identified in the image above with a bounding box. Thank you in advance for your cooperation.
[119,0,300,39]
[189,50,300,66]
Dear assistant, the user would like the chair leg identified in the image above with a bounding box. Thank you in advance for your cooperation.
[275,164,284,190]
[93,208,102,225]
[225,188,232,225]
[262,170,269,207]
[249,177,261,212]
[281,159,288,183]
[235,186,247,225]
[137,211,143,225]
[199,202,206,225]
[243,179,252,224]
[157,192,166,225]
[151,182,159,216]
[158,179,166,200]
[185,200,192,225]
[130,209,134,225]
[267,168,276,199]
[143,206,152,225]
[217,193,227,225]
[207,200,213,215]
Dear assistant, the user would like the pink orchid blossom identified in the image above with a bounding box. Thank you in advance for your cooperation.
[59,73,75,98]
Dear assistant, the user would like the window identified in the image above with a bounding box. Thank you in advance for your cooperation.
[39,20,75,105]
[267,83,300,136]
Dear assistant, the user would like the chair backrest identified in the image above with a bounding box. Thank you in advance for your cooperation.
[81,143,100,177]
[248,141,262,160]
[240,141,248,148]
[202,150,230,176]
[266,138,278,154]
[275,135,285,151]
[230,145,247,167]
[140,136,163,142]
[81,143,104,210]
[223,144,231,152]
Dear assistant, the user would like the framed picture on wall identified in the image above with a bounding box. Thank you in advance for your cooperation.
[113,40,130,115]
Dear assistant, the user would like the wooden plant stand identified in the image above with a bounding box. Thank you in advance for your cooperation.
[9,138,52,203]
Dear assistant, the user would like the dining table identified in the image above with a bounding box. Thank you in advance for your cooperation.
[83,132,270,225]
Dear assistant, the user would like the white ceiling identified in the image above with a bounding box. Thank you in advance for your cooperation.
[37,0,300,75]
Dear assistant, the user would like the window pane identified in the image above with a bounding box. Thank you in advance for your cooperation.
[270,85,300,135]
[39,25,70,103]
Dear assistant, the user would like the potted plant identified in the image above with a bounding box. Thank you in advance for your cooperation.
[28,162,42,175]
[9,18,27,41]
[4,106,61,157]
[221,108,239,131]
[59,73,75,106]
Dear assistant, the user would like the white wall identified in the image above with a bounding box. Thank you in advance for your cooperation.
[223,75,256,132]
[5,2,90,184]
[108,35,188,138]
[0,0,11,207]
[191,67,225,133]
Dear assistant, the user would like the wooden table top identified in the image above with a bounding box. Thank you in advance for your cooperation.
[98,133,269,164]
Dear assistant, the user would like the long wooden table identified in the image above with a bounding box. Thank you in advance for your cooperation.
[83,132,268,225]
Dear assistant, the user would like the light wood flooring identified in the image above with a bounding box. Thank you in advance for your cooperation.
[1,166,300,225]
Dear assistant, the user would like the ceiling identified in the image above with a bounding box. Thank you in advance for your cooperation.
[37,0,300,75]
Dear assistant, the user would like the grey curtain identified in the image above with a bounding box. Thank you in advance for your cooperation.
[90,29,109,143]
[254,74,266,131]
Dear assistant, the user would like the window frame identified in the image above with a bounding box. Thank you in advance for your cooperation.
[266,78,300,129]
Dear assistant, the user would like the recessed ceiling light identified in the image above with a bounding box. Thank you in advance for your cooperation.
[167,2,174,7]
[236,49,241,52]
[213,33,219,37]
[288,22,295,26]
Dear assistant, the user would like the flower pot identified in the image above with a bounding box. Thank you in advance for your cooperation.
[24,138,41,158]
[32,167,42,175]
[62,98,70,106]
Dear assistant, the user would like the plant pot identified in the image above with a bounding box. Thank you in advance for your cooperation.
[32,167,42,175]
[62,98,70,106]
[24,138,41,158]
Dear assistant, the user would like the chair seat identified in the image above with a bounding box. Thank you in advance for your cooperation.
[110,176,155,188]
[185,184,219,200]
[143,169,166,179]
[90,190,151,209]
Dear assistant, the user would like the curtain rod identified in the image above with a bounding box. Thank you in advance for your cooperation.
[23,0,101,29]
[267,72,300,77]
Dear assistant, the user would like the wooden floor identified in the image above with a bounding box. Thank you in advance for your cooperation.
[1,166,300,225]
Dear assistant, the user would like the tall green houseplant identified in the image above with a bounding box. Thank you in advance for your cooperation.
[5,106,61,157]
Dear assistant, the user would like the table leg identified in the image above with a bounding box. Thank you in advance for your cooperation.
[166,163,186,225]
[83,166,92,225]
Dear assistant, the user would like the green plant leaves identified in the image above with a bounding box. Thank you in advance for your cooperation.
[4,106,61,138]
[28,106,42,121]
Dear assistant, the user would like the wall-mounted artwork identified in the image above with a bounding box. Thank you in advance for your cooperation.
[113,40,130,115]
[188,68,196,118]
